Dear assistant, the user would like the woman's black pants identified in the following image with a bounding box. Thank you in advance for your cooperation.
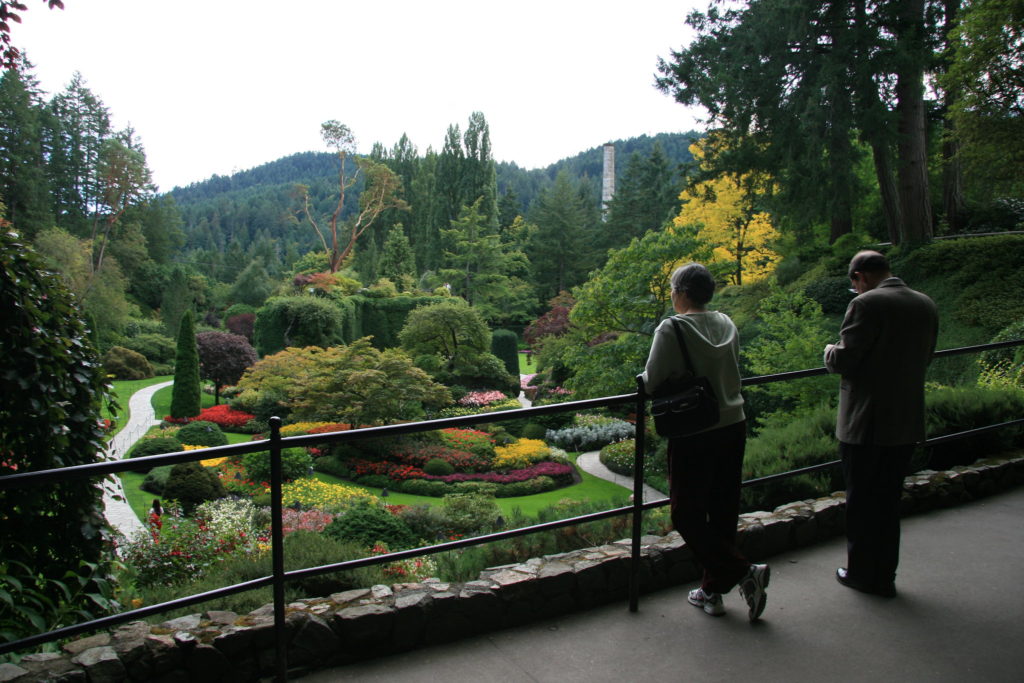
[667,420,749,595]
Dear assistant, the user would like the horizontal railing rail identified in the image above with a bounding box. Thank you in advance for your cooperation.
[1,339,1022,681]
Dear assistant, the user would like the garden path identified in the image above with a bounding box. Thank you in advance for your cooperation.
[102,380,173,538]
[575,450,666,504]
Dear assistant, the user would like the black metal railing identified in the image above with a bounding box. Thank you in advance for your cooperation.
[1,339,1022,681]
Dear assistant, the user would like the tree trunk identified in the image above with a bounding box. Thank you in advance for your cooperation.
[868,139,902,243]
[894,0,934,244]
[940,0,965,235]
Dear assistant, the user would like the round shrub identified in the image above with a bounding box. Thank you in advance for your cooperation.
[162,461,227,514]
[323,504,416,550]
[424,457,455,476]
[102,345,154,380]
[176,420,228,447]
[521,422,547,440]
[599,439,636,476]
[128,436,183,472]
[141,465,174,495]
[242,447,313,484]
[803,276,855,316]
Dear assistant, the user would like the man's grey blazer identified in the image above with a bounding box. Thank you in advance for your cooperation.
[824,277,939,446]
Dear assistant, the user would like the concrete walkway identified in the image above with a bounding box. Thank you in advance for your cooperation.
[302,486,1024,682]
[101,380,172,538]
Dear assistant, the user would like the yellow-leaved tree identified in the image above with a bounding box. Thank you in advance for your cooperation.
[674,139,781,285]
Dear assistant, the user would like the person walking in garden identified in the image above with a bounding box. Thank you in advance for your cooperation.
[148,499,162,541]
[641,263,769,622]
[824,250,938,597]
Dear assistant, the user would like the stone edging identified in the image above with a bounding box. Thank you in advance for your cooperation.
[5,453,1023,683]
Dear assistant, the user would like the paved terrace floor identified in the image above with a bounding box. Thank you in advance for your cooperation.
[303,486,1024,683]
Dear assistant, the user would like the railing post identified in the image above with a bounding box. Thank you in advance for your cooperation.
[269,416,288,682]
[629,377,647,612]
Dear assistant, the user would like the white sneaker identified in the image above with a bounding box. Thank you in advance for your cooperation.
[738,563,770,622]
[688,587,725,616]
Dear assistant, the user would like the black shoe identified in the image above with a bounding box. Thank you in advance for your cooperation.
[835,568,896,598]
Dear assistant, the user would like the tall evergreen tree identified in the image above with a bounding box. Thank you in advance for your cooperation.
[170,310,201,419]
[46,72,111,237]
[528,171,597,302]
[379,223,417,290]
[0,58,53,237]
[462,111,499,229]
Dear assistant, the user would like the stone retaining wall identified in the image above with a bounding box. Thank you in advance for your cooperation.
[4,453,1023,683]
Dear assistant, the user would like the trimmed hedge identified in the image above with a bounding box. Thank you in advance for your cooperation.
[491,329,520,377]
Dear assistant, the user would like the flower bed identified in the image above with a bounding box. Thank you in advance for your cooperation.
[164,404,257,431]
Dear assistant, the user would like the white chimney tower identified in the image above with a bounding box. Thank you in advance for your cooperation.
[601,142,615,220]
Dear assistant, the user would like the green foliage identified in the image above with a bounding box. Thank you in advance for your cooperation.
[598,439,636,475]
[740,406,841,512]
[1,230,118,634]
[242,447,313,484]
[803,276,855,316]
[323,504,416,550]
[399,299,516,391]
[161,461,227,515]
[897,236,1024,335]
[253,295,344,355]
[141,465,174,495]
[439,493,501,536]
[236,340,450,426]
[101,345,154,380]
[924,386,1024,470]
[170,310,201,418]
[128,437,183,472]
[742,287,837,418]
[0,552,120,648]
[176,420,227,447]
[491,329,520,377]
[132,531,388,619]
[120,332,176,366]
[977,318,1024,385]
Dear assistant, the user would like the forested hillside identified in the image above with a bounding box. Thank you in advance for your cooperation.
[167,130,699,281]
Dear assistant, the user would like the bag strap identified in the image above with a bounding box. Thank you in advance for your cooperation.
[669,318,697,376]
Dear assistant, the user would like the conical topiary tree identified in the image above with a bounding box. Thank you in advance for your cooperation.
[170,309,201,419]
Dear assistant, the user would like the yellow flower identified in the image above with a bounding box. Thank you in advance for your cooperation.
[201,456,227,467]
[181,444,209,451]
[493,438,550,470]
[280,477,378,512]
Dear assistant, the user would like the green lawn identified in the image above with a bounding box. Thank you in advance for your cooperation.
[150,384,214,421]
[105,375,173,435]
[518,351,536,376]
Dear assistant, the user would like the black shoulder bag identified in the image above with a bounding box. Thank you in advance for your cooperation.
[649,319,720,438]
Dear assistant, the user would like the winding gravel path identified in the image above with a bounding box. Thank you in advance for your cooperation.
[101,380,172,538]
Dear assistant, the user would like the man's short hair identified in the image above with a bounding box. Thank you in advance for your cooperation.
[671,263,715,305]
[848,250,890,279]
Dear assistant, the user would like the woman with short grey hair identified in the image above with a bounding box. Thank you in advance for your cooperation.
[641,263,769,621]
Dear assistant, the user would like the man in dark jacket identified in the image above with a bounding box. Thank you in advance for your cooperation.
[824,250,938,597]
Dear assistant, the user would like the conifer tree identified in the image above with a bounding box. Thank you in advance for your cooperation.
[170,310,201,419]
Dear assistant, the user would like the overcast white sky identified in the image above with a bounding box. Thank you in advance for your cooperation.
[13,0,707,191]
